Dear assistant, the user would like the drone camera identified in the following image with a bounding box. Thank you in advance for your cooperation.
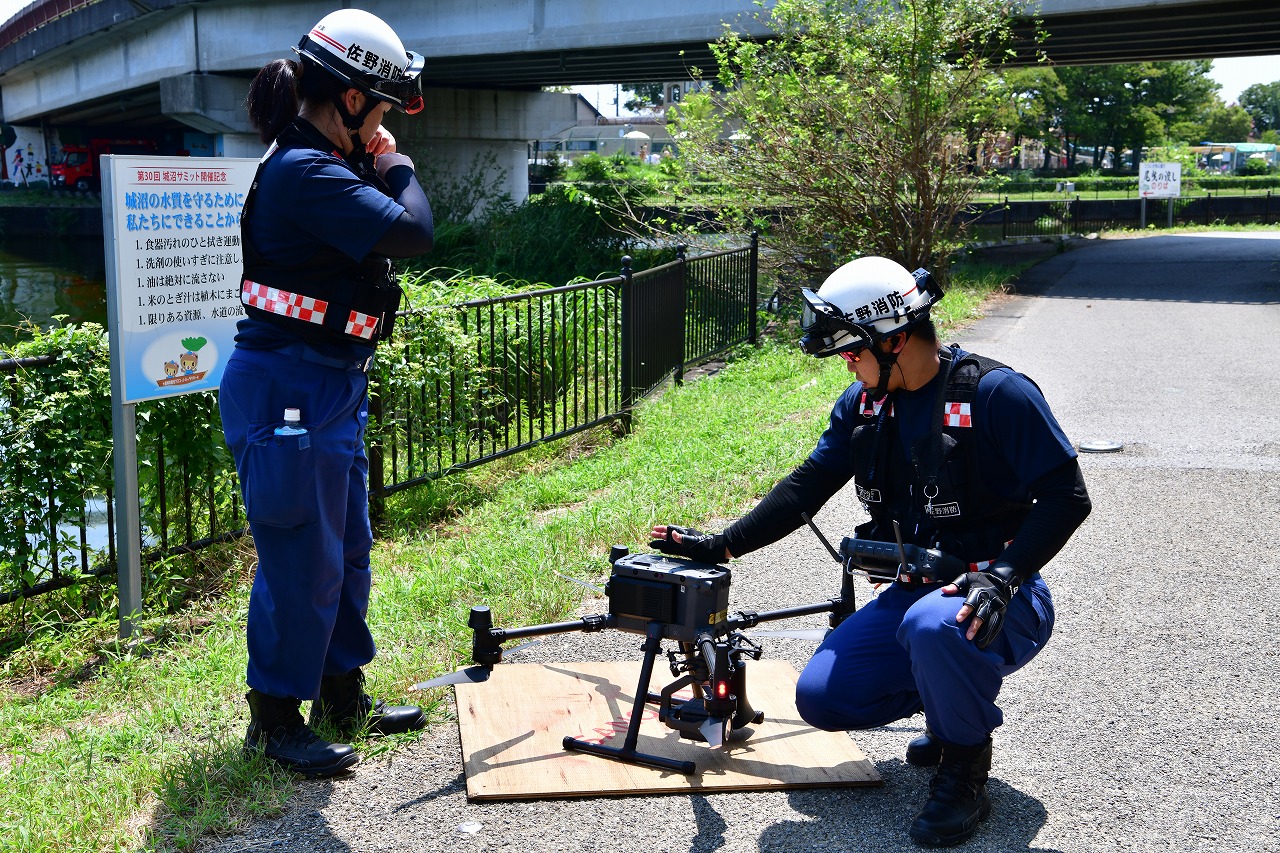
[607,550,732,642]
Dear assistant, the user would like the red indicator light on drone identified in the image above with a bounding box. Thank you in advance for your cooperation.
[715,680,728,699]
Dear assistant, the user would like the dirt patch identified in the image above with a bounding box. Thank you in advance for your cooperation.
[3,672,56,702]
[533,501,586,522]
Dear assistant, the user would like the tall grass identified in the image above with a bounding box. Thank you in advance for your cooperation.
[0,262,1017,852]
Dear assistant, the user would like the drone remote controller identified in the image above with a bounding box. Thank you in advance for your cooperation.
[839,537,966,584]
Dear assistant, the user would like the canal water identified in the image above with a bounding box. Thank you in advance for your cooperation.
[0,239,109,347]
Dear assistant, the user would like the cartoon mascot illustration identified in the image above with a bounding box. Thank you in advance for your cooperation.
[158,336,210,387]
[179,337,206,375]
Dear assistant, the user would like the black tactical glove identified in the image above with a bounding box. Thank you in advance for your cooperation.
[950,562,1020,650]
[649,526,728,564]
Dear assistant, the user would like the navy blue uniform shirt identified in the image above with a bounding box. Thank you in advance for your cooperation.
[810,347,1076,503]
[235,140,404,359]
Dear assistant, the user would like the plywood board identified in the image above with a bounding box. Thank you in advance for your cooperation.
[455,660,882,800]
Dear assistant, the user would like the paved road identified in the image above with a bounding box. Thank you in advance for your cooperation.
[201,233,1280,853]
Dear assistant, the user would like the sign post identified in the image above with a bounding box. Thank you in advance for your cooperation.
[1139,161,1181,229]
[101,154,257,637]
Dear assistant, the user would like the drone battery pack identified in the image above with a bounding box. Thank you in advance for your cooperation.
[607,552,732,641]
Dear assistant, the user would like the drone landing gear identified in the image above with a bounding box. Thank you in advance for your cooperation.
[562,621,767,775]
[562,623,698,774]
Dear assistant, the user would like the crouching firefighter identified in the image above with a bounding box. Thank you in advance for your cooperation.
[651,256,1091,845]
[218,8,435,778]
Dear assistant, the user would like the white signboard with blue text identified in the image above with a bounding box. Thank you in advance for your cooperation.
[102,155,257,404]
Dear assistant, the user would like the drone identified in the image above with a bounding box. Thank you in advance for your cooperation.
[413,516,966,775]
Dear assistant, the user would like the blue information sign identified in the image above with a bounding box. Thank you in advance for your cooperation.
[102,154,258,404]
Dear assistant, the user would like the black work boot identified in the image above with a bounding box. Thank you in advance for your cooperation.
[309,668,427,736]
[244,689,358,778]
[909,737,993,847]
[906,724,943,767]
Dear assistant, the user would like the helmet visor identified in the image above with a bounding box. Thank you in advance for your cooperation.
[800,289,873,343]
[367,51,425,114]
[799,288,874,356]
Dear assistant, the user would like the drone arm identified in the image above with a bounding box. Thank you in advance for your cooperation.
[726,598,845,631]
[486,613,615,644]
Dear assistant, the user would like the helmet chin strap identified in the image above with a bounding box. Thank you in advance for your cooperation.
[864,331,909,402]
[332,91,381,143]
[866,350,897,403]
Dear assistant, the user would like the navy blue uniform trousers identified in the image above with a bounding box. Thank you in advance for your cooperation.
[219,346,377,701]
[795,576,1054,747]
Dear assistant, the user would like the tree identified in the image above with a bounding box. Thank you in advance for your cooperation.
[1050,61,1218,169]
[667,0,1028,281]
[1199,102,1254,142]
[998,67,1067,165]
[1239,81,1280,133]
[998,67,1070,146]
[621,83,665,114]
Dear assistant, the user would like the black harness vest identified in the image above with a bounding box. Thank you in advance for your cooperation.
[849,346,1032,566]
[239,120,403,347]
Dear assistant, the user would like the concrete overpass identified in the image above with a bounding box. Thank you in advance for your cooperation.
[0,0,1274,197]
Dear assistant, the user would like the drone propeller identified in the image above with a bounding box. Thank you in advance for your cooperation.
[699,716,728,748]
[410,639,542,691]
[744,628,830,642]
[410,664,492,691]
[554,571,605,594]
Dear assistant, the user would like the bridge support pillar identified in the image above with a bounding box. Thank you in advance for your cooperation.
[387,87,581,207]
[156,80,581,200]
[160,73,256,137]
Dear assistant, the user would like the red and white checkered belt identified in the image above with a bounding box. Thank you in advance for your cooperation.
[242,280,381,341]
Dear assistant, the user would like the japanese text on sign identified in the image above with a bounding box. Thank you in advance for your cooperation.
[104,155,259,404]
[1138,162,1181,199]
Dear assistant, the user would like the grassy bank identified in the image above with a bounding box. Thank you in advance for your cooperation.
[0,186,99,207]
[0,253,1033,852]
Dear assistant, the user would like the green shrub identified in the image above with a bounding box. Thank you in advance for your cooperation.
[375,269,626,480]
[0,319,241,611]
[1239,157,1276,176]
[414,151,660,287]
[0,320,114,594]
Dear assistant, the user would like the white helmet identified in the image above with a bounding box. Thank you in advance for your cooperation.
[295,9,425,114]
[799,257,942,358]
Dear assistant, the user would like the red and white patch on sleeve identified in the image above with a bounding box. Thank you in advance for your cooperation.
[943,402,972,428]
[859,391,894,418]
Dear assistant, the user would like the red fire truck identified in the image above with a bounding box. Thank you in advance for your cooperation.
[50,138,158,191]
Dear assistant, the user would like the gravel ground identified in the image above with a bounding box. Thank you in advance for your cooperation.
[198,233,1280,853]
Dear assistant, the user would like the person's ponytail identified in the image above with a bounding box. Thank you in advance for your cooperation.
[245,59,301,144]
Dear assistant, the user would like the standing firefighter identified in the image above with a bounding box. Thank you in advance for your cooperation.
[653,256,1090,846]
[220,8,434,777]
